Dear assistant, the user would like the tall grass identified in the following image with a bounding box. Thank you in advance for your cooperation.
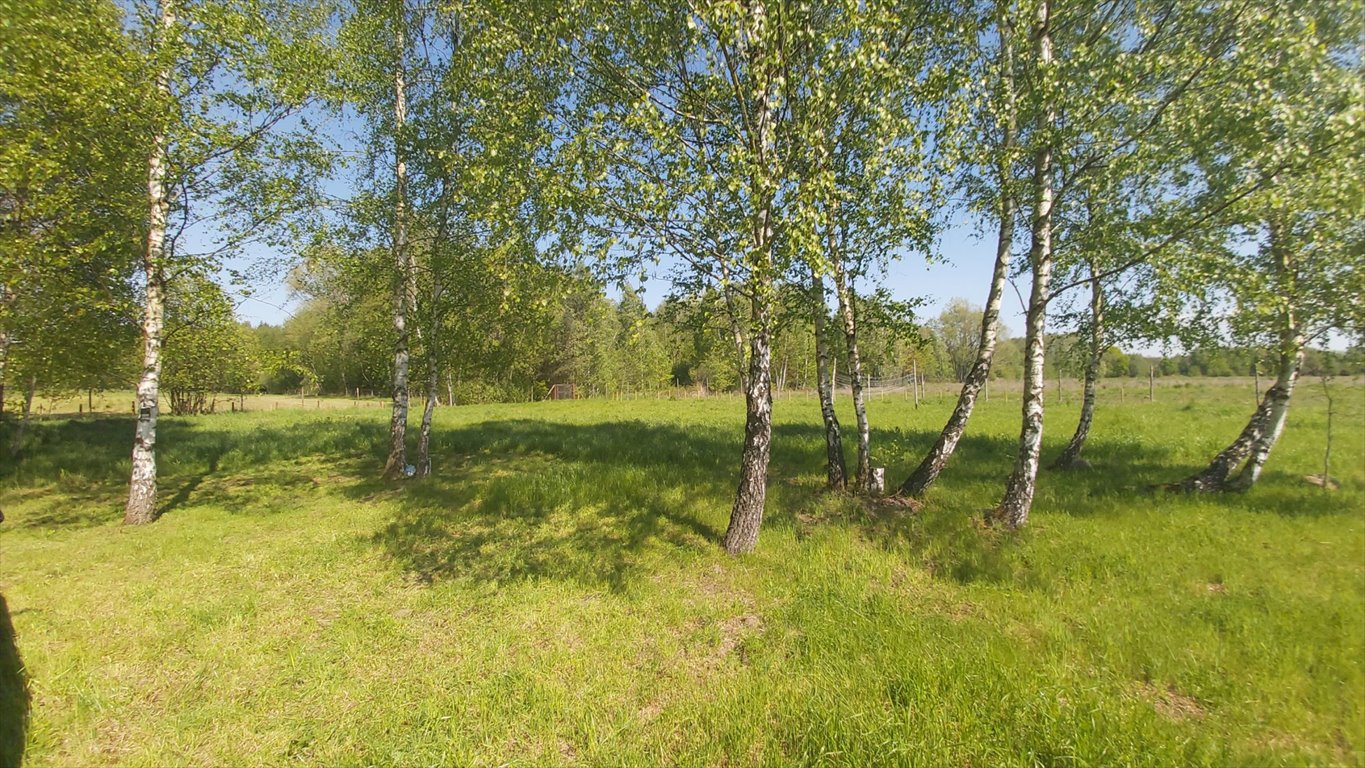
[1,382,1362,766]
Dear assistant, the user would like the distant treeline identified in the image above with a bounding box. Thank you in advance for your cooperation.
[4,273,1358,414]
[235,281,1362,403]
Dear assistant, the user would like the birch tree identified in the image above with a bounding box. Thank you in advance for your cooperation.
[1161,0,1363,491]
[122,0,333,523]
[994,0,1057,527]
[363,0,565,476]
[808,273,845,488]
[991,0,1250,524]
[565,0,813,552]
[897,0,1020,499]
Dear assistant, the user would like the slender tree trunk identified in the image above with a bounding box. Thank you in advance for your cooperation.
[124,0,174,525]
[824,266,868,493]
[723,27,778,554]
[1173,393,1275,491]
[415,281,442,478]
[8,373,35,457]
[0,283,12,420]
[899,10,1016,499]
[0,331,8,421]
[723,296,773,555]
[997,0,1054,529]
[719,261,748,392]
[1052,262,1104,470]
[1232,342,1301,489]
[811,271,846,489]
[1232,221,1302,490]
[382,15,413,481]
[1175,217,1301,493]
[1172,343,1299,493]
[416,364,437,477]
[831,248,871,492]
[898,211,1013,494]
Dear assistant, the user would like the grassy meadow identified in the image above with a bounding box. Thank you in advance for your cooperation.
[1,380,1363,766]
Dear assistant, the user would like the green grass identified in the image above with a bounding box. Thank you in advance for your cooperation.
[2,381,1363,766]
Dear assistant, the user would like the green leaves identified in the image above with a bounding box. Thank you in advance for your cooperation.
[0,0,147,394]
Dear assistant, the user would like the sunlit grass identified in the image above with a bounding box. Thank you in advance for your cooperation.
[2,381,1362,766]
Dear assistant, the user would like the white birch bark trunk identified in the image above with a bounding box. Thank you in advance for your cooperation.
[1177,217,1302,493]
[416,281,442,477]
[416,367,437,477]
[1052,261,1104,469]
[832,252,871,492]
[0,331,9,422]
[382,13,414,480]
[1174,393,1275,491]
[722,294,773,555]
[1232,220,1302,489]
[124,0,175,525]
[722,5,777,554]
[900,202,1015,496]
[899,8,1016,499]
[997,0,1054,528]
[0,282,12,420]
[811,270,846,489]
[1233,341,1301,489]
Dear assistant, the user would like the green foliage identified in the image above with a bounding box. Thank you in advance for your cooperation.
[1149,0,1365,351]
[0,0,146,399]
[162,277,261,413]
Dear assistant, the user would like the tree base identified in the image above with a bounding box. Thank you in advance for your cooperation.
[1166,474,1233,494]
[1050,456,1092,471]
[1305,474,1339,490]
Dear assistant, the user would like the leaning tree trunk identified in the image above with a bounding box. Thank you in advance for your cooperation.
[811,270,846,489]
[996,0,1054,529]
[1175,216,1302,493]
[1232,222,1303,490]
[1052,261,1104,470]
[382,19,414,481]
[831,247,871,492]
[124,0,174,525]
[1232,342,1302,489]
[1175,336,1301,492]
[722,295,774,555]
[1172,393,1276,491]
[415,364,437,477]
[899,9,1016,499]
[0,328,9,421]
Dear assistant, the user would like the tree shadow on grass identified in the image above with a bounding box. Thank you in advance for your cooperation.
[0,415,390,528]
[157,437,230,517]
[6,406,1354,601]
[860,428,1200,587]
[0,594,29,768]
[366,415,1198,592]
[366,419,749,591]
[0,415,389,488]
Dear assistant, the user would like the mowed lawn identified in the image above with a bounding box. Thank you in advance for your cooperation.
[2,382,1362,766]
